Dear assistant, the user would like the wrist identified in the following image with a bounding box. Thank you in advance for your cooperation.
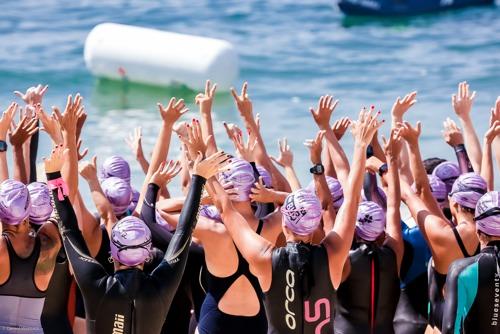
[454,143,466,153]
[318,123,330,130]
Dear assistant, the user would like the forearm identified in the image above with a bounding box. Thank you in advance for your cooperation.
[385,156,402,253]
[494,138,500,173]
[323,146,337,178]
[200,112,217,156]
[61,131,78,202]
[480,139,494,191]
[137,154,150,175]
[22,138,31,182]
[454,144,474,173]
[458,115,482,172]
[408,142,429,195]
[371,135,386,163]
[86,177,116,229]
[165,175,205,264]
[323,128,350,187]
[142,183,173,251]
[0,151,8,182]
[13,146,27,183]
[28,125,39,183]
[314,173,332,210]
[284,166,301,191]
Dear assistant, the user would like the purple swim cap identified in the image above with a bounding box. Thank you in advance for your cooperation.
[199,205,222,223]
[432,161,460,194]
[257,166,272,188]
[281,189,322,236]
[217,158,255,202]
[27,182,53,224]
[449,173,487,210]
[356,201,386,241]
[101,177,132,216]
[0,180,31,225]
[475,191,500,236]
[110,216,152,266]
[100,156,131,183]
[306,176,344,209]
[127,188,140,213]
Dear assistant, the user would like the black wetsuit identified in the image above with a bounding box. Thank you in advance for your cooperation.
[0,236,45,333]
[441,241,500,334]
[428,226,480,330]
[141,183,207,333]
[335,243,400,334]
[393,223,432,334]
[198,219,267,334]
[264,242,335,334]
[50,171,205,334]
[41,247,73,334]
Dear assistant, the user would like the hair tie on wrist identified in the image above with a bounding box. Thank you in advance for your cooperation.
[47,178,69,201]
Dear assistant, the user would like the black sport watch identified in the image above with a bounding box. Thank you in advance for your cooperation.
[378,163,388,177]
[0,140,7,153]
[309,164,325,175]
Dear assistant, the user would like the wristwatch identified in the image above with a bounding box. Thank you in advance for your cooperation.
[309,164,325,175]
[0,140,7,153]
[378,163,388,177]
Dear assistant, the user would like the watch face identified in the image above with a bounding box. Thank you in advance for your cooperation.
[0,141,7,152]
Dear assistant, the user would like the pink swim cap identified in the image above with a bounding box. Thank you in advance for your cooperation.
[306,176,344,209]
[281,189,322,236]
[110,216,152,266]
[449,173,487,210]
[475,191,500,236]
[217,158,255,202]
[0,180,31,225]
[355,201,386,241]
[27,182,53,224]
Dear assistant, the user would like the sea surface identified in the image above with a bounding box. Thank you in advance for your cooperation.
[0,0,499,199]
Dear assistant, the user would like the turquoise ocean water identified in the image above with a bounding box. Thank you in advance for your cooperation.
[0,0,499,197]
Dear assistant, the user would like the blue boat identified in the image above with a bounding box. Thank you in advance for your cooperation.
[338,0,495,16]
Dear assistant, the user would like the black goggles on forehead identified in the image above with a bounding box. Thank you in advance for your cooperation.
[474,207,500,222]
[111,235,152,250]
[449,186,487,197]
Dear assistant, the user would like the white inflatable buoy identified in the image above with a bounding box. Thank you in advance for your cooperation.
[84,23,239,90]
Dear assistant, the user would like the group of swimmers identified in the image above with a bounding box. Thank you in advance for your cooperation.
[0,80,499,334]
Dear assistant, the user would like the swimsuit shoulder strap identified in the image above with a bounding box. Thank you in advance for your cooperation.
[452,225,471,258]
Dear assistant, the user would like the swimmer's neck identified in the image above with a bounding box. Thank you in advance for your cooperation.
[114,262,144,272]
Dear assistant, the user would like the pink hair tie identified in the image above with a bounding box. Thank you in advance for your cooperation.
[47,178,69,201]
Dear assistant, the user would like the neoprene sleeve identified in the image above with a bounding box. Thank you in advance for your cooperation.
[29,120,39,183]
[363,172,387,209]
[141,183,173,251]
[454,144,474,173]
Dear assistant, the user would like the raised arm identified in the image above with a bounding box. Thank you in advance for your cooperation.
[125,127,149,174]
[140,160,181,251]
[324,108,382,289]
[152,152,230,289]
[382,129,404,273]
[196,80,218,156]
[135,97,187,214]
[398,121,444,218]
[231,83,291,192]
[481,120,500,191]
[310,95,350,188]
[9,114,38,183]
[452,81,481,172]
[79,156,118,235]
[442,117,474,173]
[44,146,107,290]
[269,137,301,191]
[53,94,82,203]
[491,98,500,172]
[0,103,17,182]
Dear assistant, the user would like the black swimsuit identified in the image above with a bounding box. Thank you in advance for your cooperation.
[50,171,206,334]
[198,220,268,334]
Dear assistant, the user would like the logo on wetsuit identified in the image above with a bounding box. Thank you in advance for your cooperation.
[285,269,297,330]
[113,314,125,334]
[492,273,500,326]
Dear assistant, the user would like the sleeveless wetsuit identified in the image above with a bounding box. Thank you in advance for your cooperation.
[198,219,267,334]
[141,183,206,333]
[394,222,432,334]
[428,225,479,330]
[335,243,400,334]
[50,171,206,334]
[264,242,335,334]
[0,236,45,333]
[441,240,500,334]
[41,246,73,334]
